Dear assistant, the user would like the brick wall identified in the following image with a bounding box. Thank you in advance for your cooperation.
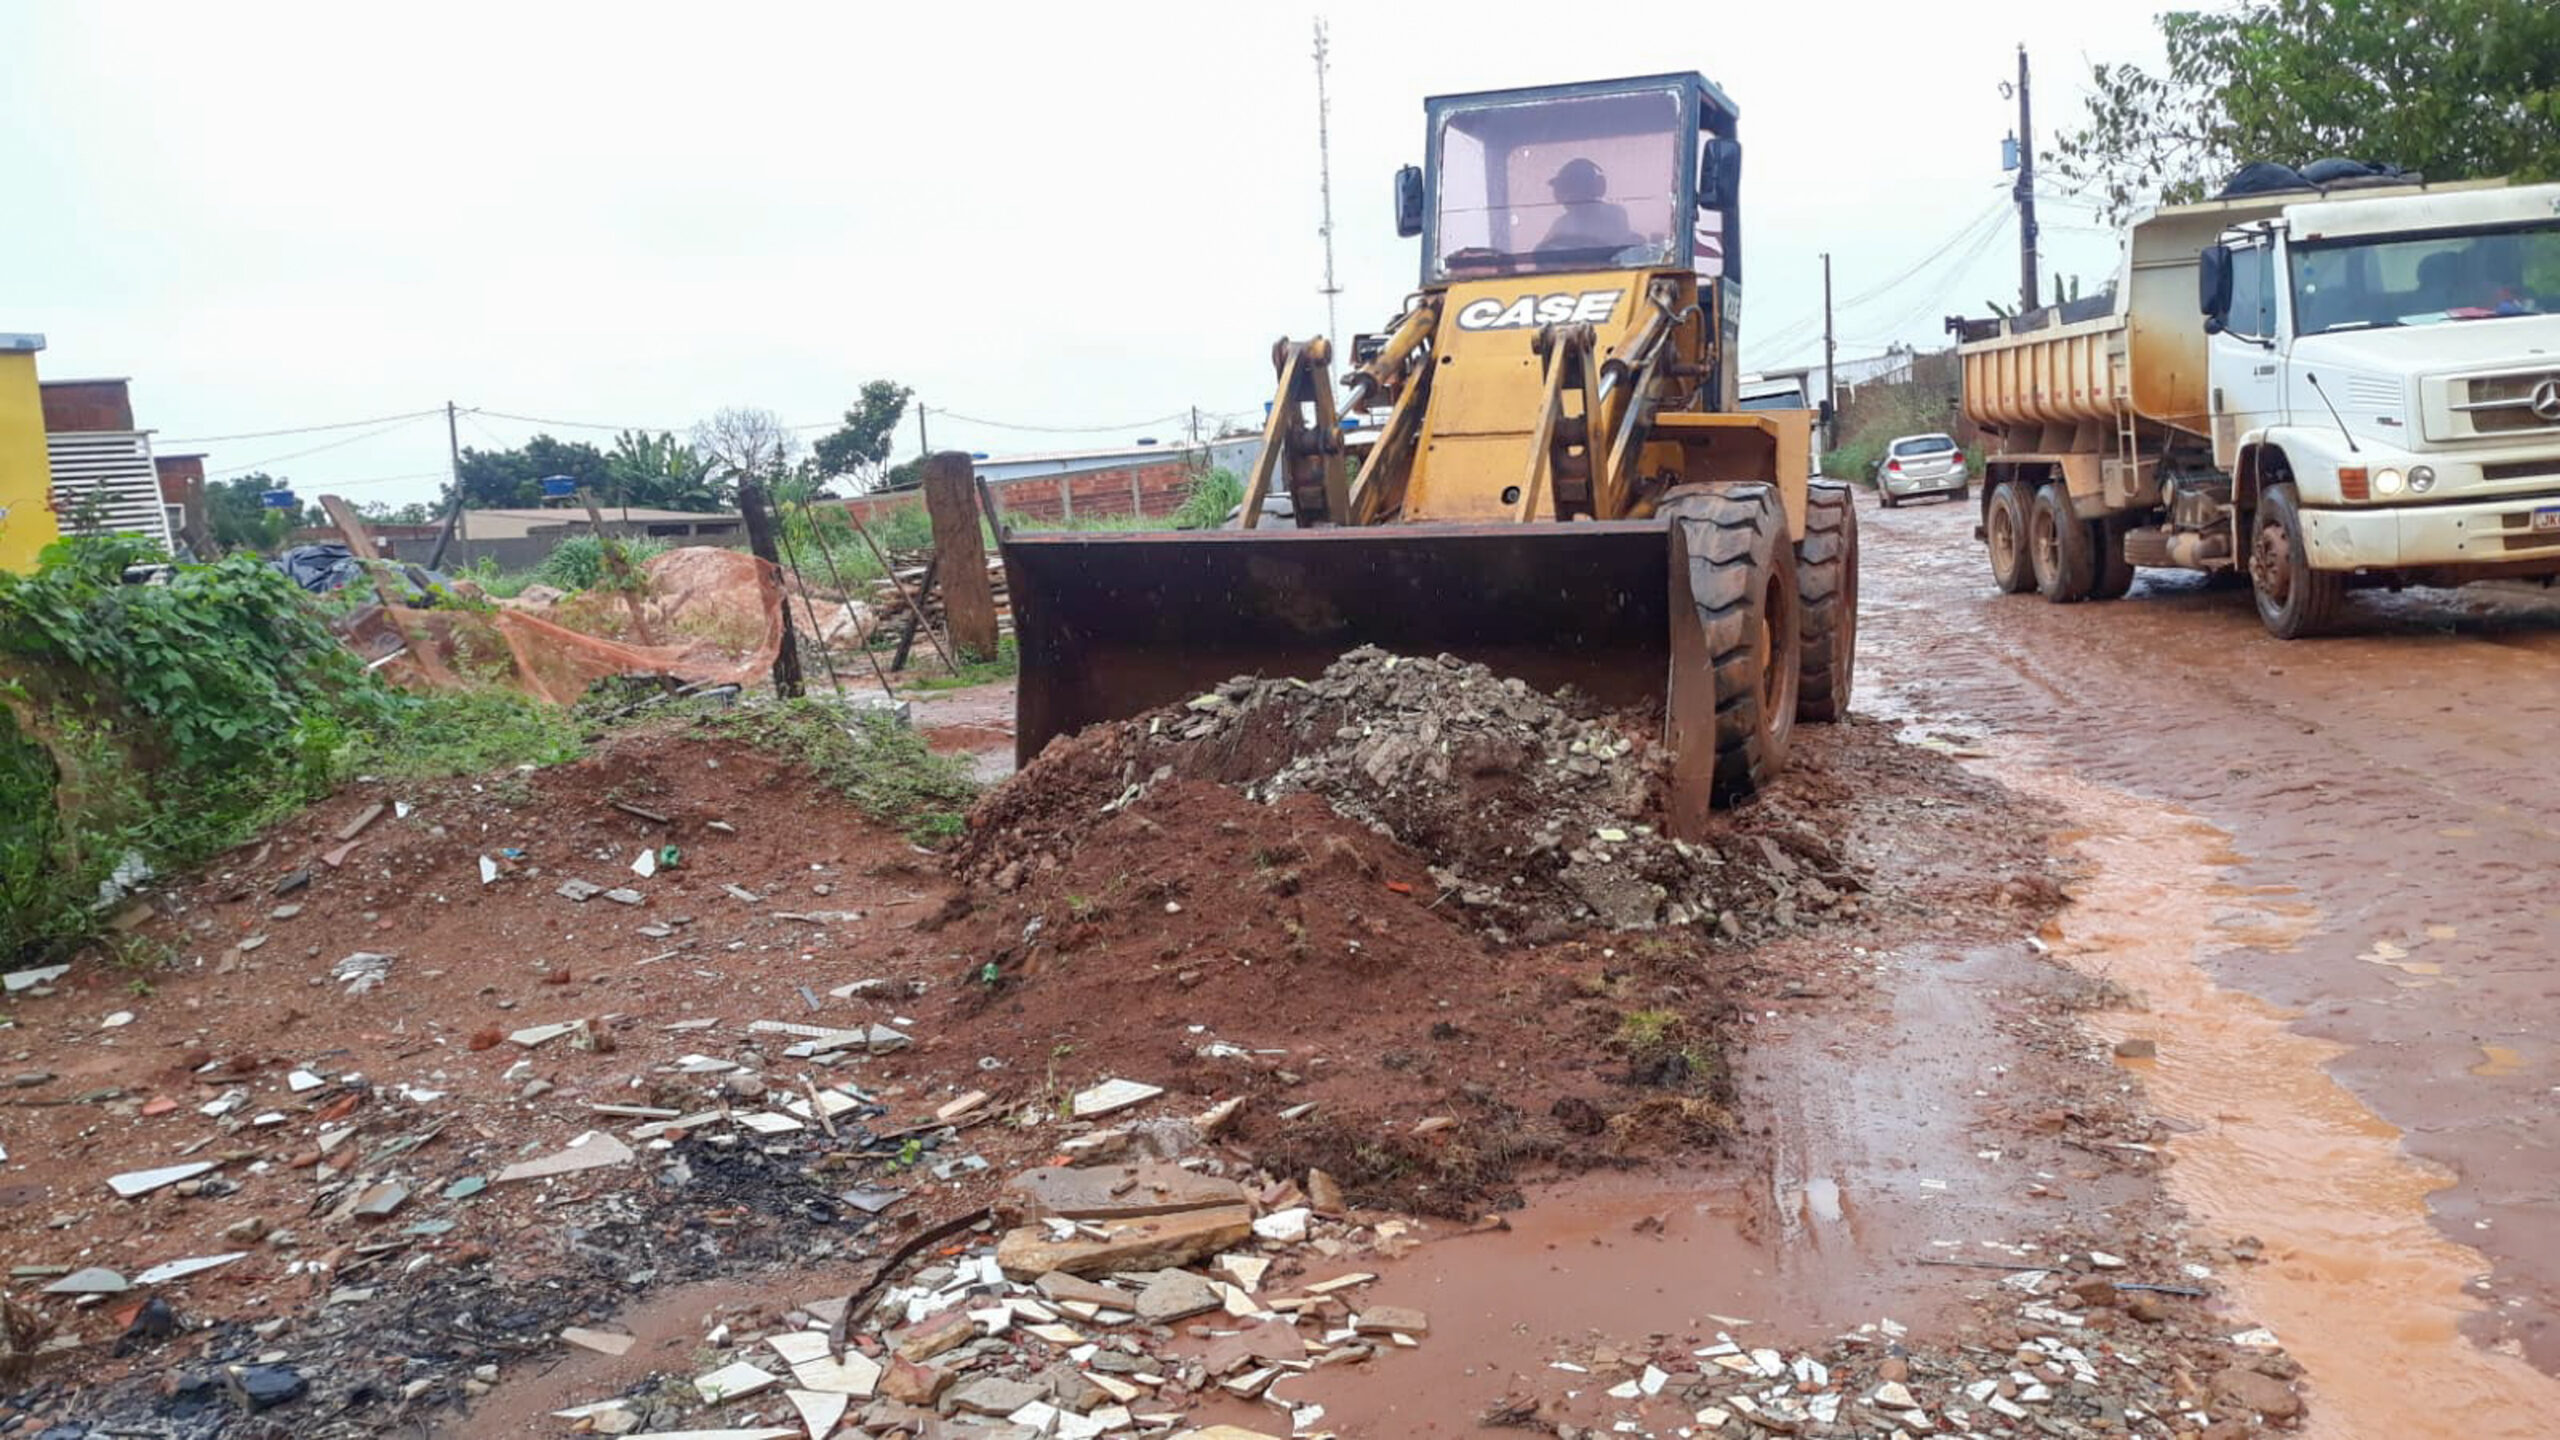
[154,453,204,505]
[40,380,136,434]
[835,457,1202,529]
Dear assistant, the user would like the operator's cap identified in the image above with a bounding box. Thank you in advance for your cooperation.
[1549,157,1608,198]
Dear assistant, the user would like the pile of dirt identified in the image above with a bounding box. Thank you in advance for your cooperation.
[961,646,1859,941]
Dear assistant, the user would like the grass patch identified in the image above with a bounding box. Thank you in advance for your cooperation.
[901,634,1019,692]
[1614,1007,1683,1056]
[700,698,979,844]
[353,690,587,780]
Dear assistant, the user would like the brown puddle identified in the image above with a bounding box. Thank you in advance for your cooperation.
[1185,1167,1957,1436]
[2008,766,2560,1439]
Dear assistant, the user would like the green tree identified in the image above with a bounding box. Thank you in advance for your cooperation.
[204,473,298,553]
[446,434,613,509]
[605,429,725,512]
[811,380,913,494]
[2054,0,2560,222]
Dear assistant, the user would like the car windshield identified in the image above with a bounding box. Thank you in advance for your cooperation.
[1891,436,1955,457]
[1432,87,1682,282]
[2290,220,2560,336]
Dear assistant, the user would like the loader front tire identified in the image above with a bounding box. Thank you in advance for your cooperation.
[1795,480,1857,724]
[1662,484,1800,831]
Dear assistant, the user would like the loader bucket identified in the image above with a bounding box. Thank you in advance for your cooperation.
[1007,521,1676,766]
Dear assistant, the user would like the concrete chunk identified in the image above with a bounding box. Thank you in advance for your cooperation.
[1006,1162,1248,1221]
[996,1204,1255,1280]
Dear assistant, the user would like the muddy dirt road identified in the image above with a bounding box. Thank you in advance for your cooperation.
[1855,494,2560,1380]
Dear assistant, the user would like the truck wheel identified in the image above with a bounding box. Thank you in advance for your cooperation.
[1795,480,1857,724]
[2089,517,2135,600]
[1986,481,2034,593]
[1662,484,1800,829]
[2248,483,2344,638]
[2029,482,2097,602]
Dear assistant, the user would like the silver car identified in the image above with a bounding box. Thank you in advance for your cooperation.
[1874,433,1968,507]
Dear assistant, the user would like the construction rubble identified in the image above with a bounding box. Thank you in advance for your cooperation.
[0,667,2313,1437]
[964,647,1861,940]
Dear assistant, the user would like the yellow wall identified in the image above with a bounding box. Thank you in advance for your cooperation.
[0,350,59,572]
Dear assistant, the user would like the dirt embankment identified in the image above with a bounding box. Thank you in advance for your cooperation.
[3,639,2273,1440]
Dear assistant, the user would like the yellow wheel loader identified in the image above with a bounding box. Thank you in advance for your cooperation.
[1006,72,1856,835]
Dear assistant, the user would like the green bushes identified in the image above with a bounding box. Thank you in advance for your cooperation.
[538,534,670,591]
[0,536,387,960]
[0,537,594,962]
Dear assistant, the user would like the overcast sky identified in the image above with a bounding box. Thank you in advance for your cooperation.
[1,1,2167,510]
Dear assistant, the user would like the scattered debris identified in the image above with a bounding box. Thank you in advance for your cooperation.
[330,951,396,994]
[494,1130,634,1183]
[107,1161,217,1198]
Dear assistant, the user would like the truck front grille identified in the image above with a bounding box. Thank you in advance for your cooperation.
[2457,371,2560,436]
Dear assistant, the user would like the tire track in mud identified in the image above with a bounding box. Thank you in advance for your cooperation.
[1854,491,2560,1420]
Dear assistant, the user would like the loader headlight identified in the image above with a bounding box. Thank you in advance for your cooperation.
[2409,465,2436,493]
[2374,467,2405,496]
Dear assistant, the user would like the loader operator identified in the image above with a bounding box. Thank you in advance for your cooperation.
[1536,157,1643,256]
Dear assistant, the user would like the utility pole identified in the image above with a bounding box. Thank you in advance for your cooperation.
[426,399,466,570]
[1313,17,1342,357]
[2013,44,2040,314]
[1821,253,1836,451]
[916,404,931,463]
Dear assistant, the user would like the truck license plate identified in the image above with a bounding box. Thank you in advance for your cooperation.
[2537,506,2560,533]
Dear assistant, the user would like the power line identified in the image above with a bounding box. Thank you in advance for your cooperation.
[162,407,448,445]
[927,408,1191,435]
[210,413,438,478]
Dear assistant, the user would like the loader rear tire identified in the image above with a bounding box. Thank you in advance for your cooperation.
[2030,482,2097,602]
[1986,481,2034,593]
[1795,480,1857,724]
[1662,484,1800,829]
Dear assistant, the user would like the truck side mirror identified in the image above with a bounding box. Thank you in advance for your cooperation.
[1816,398,1835,428]
[1394,165,1425,239]
[2199,244,2234,334]
[1698,137,1742,212]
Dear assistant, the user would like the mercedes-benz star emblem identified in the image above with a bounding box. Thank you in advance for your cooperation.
[2534,378,2560,423]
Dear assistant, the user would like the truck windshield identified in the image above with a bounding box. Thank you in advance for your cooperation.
[1432,87,1683,282]
[2290,220,2560,336]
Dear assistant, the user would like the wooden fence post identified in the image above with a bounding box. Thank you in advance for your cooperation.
[923,452,1000,661]
[735,478,804,698]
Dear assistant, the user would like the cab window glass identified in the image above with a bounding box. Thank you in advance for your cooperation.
[2228,243,2276,337]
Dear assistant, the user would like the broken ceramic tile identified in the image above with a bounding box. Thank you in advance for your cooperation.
[1070,1078,1164,1119]
[108,1161,216,1198]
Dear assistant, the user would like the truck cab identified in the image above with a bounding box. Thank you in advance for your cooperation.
[1958,176,2560,637]
[2202,186,2560,575]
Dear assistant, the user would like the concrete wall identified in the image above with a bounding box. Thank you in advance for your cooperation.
[0,350,59,572]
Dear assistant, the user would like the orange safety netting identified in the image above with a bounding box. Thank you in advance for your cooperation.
[350,547,786,704]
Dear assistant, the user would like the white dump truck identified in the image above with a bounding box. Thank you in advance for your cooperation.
[1956,176,2560,636]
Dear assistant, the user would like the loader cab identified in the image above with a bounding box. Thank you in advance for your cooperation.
[1408,72,1742,288]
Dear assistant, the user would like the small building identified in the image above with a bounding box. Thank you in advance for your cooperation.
[447,505,746,571]
[155,452,207,554]
[40,376,175,552]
